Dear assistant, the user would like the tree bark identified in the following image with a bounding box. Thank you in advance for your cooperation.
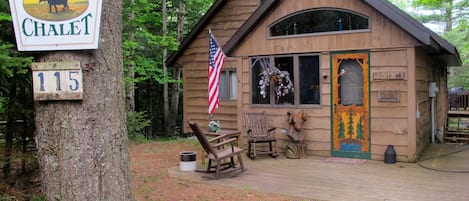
[162,0,170,136]
[169,67,181,136]
[34,0,133,200]
[167,0,185,136]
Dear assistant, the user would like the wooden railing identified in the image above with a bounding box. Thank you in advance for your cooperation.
[446,91,469,144]
[449,91,469,111]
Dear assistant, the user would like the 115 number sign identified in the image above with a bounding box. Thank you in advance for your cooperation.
[32,61,83,101]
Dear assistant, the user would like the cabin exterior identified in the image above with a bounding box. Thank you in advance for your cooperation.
[166,0,461,162]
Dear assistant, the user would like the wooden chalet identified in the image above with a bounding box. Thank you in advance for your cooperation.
[166,0,462,162]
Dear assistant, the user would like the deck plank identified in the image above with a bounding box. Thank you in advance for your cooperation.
[170,144,469,201]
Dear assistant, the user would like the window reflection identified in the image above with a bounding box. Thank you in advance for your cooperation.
[338,59,363,106]
[270,9,369,37]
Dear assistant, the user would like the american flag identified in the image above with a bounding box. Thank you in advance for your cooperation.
[208,32,226,115]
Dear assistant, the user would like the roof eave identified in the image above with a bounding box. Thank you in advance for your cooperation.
[223,0,281,56]
[363,0,462,66]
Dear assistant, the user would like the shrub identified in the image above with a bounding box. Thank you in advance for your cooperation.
[127,111,150,142]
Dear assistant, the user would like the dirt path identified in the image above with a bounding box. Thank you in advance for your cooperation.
[130,138,301,201]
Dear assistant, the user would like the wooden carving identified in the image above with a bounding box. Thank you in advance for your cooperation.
[286,110,307,141]
[285,110,307,159]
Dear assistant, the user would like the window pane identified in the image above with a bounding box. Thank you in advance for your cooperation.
[270,9,369,36]
[274,57,294,105]
[230,72,237,99]
[251,58,270,104]
[219,71,228,99]
[299,56,320,104]
[339,59,363,106]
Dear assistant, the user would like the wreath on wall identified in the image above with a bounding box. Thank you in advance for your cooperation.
[258,64,294,100]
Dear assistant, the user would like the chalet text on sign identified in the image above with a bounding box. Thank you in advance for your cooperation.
[9,0,103,51]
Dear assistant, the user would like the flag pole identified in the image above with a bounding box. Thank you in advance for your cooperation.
[208,28,213,121]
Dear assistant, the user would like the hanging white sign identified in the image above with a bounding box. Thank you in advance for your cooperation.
[9,0,103,51]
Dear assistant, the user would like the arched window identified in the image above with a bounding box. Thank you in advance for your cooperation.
[269,8,369,37]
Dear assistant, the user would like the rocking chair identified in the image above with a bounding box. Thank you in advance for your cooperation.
[188,121,245,178]
[243,112,279,159]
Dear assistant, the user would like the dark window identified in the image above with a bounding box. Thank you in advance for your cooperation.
[251,58,271,104]
[299,56,320,104]
[269,8,369,37]
[251,54,320,105]
[274,57,294,105]
[220,69,237,100]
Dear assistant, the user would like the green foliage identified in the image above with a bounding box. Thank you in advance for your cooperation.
[0,97,5,113]
[122,0,214,85]
[389,0,469,88]
[122,0,213,136]
[445,20,469,64]
[0,195,18,201]
[30,195,47,201]
[127,111,151,142]
[412,0,468,31]
[122,0,180,84]
[445,19,469,88]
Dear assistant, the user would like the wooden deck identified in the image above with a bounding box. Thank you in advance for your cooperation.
[170,144,469,201]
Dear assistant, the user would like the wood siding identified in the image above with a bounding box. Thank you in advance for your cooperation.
[178,0,259,132]
[176,0,449,162]
[414,47,448,161]
[233,0,421,161]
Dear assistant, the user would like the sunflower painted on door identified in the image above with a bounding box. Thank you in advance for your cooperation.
[331,52,370,159]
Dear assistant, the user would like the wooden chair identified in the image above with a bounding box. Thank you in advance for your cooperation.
[243,112,279,159]
[188,121,245,178]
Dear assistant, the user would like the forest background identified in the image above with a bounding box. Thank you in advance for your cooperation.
[0,0,467,200]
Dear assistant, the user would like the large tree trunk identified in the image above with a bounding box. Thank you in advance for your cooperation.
[34,1,133,200]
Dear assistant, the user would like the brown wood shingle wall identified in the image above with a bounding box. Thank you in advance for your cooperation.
[176,0,447,162]
[180,0,258,132]
[234,0,421,161]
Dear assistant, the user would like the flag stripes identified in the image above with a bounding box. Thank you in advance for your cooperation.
[208,32,226,115]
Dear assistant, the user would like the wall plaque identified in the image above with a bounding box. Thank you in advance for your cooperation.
[378,91,400,102]
[373,72,405,80]
[32,61,83,101]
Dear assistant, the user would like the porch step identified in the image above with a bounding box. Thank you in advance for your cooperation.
[445,107,469,144]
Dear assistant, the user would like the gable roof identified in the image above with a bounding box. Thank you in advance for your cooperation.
[166,0,461,67]
[362,0,461,66]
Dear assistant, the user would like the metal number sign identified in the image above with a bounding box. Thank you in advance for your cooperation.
[32,62,83,101]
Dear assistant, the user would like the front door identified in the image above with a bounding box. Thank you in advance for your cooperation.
[331,52,370,159]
